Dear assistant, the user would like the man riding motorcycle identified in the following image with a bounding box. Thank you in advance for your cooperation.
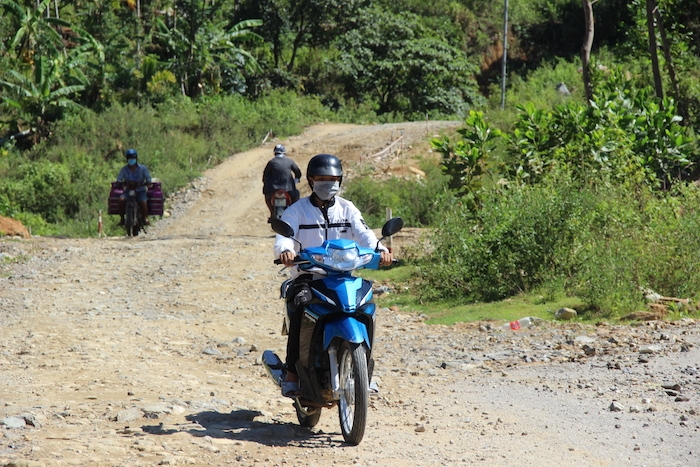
[116,148,152,226]
[274,153,392,397]
[262,144,301,222]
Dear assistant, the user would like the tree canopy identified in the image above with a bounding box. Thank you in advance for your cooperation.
[1,0,700,141]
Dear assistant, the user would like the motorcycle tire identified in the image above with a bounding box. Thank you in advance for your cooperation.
[124,204,141,237]
[125,204,137,237]
[294,400,322,427]
[337,341,369,445]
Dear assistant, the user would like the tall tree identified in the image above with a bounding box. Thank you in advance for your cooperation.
[335,6,482,116]
[236,0,368,73]
[580,0,594,103]
[155,2,262,97]
[646,0,664,99]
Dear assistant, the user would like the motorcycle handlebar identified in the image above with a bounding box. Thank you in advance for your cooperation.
[274,256,302,265]
[273,257,399,266]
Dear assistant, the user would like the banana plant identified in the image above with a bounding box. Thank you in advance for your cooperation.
[431,110,501,209]
[155,14,262,97]
[0,55,85,135]
[1,0,71,63]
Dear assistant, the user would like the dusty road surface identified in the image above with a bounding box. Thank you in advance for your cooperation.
[1,122,699,467]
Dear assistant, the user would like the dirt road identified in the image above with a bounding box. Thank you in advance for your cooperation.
[1,122,699,467]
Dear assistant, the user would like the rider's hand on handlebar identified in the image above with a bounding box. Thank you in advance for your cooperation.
[280,250,296,268]
[379,250,393,267]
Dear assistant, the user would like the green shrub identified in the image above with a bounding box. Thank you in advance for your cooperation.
[418,178,700,315]
[566,184,700,313]
[488,57,585,113]
[419,178,584,302]
[0,91,339,236]
[342,162,452,228]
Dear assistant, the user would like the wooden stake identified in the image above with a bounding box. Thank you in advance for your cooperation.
[98,210,105,238]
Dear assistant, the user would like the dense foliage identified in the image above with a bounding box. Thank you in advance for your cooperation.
[342,163,452,228]
[0,90,334,235]
[420,176,700,315]
[415,64,700,314]
[3,0,700,316]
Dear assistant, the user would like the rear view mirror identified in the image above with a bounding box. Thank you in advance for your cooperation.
[381,217,403,238]
[271,218,294,238]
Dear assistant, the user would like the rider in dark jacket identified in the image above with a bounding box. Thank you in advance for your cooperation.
[262,144,301,220]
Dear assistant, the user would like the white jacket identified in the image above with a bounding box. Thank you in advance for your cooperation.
[274,196,386,277]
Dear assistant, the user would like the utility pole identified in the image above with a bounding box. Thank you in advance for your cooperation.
[500,0,508,110]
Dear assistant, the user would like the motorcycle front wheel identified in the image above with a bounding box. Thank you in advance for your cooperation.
[337,341,369,445]
[125,203,138,237]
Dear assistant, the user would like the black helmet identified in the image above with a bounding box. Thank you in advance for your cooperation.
[274,144,286,155]
[307,153,343,179]
[125,148,137,159]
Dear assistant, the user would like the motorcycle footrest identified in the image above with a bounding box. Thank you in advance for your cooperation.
[262,350,284,369]
[262,350,285,386]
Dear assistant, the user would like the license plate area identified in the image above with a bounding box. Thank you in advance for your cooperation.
[274,198,287,206]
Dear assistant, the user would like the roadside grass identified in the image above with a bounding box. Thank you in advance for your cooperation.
[362,265,595,326]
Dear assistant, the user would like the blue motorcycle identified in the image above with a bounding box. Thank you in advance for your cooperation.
[263,217,403,445]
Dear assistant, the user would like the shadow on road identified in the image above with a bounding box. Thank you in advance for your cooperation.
[140,409,347,448]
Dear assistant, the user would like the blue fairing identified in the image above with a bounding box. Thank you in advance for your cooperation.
[305,300,376,350]
[312,275,364,312]
[323,315,371,349]
[306,238,357,253]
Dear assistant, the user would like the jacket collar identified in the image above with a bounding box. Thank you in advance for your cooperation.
[311,193,336,209]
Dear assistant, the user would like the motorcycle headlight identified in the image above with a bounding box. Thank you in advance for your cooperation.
[311,246,374,271]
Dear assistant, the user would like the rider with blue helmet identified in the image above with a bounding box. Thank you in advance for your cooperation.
[117,149,152,226]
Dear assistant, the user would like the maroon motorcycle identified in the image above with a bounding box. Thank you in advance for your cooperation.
[267,189,292,221]
[108,182,164,236]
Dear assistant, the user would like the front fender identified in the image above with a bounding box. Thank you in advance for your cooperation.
[323,316,370,350]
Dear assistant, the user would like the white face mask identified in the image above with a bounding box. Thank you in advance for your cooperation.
[313,181,340,201]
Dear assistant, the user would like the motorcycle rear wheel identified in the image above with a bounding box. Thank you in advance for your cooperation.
[294,400,322,427]
[337,341,369,445]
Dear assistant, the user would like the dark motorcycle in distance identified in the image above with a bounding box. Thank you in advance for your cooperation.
[263,216,403,445]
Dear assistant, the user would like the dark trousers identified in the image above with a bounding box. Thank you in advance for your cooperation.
[285,275,313,374]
